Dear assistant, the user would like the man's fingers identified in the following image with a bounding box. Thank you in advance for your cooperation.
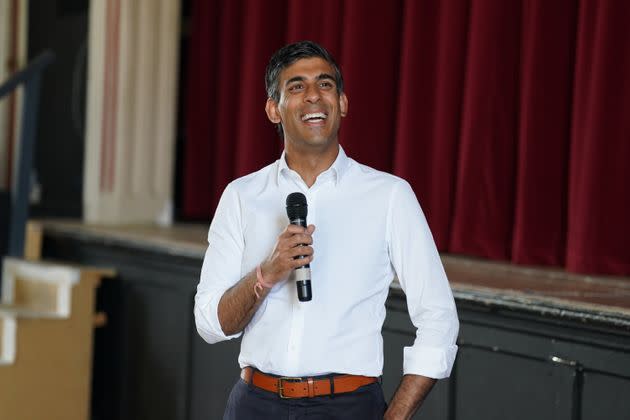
[266,243,314,280]
[276,235,312,252]
[290,254,314,268]
[285,224,307,234]
[287,233,313,246]
[277,228,313,249]
[286,245,313,259]
[277,226,301,241]
[281,224,316,237]
[271,225,316,273]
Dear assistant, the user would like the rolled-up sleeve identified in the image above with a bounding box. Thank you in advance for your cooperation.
[194,183,244,344]
[387,180,459,379]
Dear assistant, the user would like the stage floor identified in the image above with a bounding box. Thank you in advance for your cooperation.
[39,219,630,328]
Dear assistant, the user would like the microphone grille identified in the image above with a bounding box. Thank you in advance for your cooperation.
[286,192,308,220]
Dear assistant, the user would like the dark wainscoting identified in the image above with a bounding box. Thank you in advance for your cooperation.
[42,227,630,420]
[385,291,630,420]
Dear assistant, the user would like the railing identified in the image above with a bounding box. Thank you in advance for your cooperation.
[0,51,54,259]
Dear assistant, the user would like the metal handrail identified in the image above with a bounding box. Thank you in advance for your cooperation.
[0,50,55,259]
[0,51,55,98]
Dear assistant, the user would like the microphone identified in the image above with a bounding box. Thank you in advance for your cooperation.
[286,192,312,302]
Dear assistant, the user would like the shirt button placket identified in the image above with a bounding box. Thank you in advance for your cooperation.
[286,297,305,372]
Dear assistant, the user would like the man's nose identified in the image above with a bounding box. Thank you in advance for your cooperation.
[304,84,321,103]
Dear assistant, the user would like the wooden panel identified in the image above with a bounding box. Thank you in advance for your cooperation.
[90,277,125,420]
[14,276,58,311]
[552,341,630,377]
[41,233,630,420]
[382,328,409,400]
[189,333,242,420]
[24,221,43,260]
[581,371,630,420]
[43,236,201,420]
[455,347,575,420]
[0,270,100,420]
[119,281,192,420]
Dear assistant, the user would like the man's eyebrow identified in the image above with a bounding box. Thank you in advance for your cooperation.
[284,73,336,86]
[285,76,305,86]
[316,73,335,82]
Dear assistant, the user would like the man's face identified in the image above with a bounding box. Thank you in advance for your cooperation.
[266,57,348,151]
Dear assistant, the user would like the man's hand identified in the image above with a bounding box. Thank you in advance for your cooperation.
[260,224,315,285]
[217,224,315,335]
[384,374,436,420]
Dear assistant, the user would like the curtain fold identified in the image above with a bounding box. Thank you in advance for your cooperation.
[512,0,577,267]
[567,0,630,274]
[338,0,403,172]
[449,0,522,261]
[232,0,287,178]
[286,0,344,55]
[394,0,469,250]
[182,0,220,217]
[184,0,630,276]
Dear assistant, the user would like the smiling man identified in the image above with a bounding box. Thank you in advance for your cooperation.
[194,41,459,419]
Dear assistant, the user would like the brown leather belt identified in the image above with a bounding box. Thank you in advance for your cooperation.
[240,367,378,399]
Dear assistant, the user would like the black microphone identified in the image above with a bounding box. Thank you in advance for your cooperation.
[286,192,312,302]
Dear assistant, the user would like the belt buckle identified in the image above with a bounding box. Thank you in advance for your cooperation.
[278,376,302,399]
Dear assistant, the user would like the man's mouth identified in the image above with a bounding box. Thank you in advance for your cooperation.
[301,112,328,123]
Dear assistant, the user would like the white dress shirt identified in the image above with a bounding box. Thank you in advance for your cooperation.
[194,146,459,379]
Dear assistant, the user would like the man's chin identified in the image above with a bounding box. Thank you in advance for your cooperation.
[303,136,336,149]
[287,136,336,151]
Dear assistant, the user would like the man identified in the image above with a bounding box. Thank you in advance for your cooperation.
[194,41,459,419]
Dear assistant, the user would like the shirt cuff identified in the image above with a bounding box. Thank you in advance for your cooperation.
[403,344,458,379]
[194,291,242,344]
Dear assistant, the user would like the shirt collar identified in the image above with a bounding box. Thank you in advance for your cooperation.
[276,145,350,187]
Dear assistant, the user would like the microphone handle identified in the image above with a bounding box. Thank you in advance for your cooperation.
[289,217,310,268]
[289,217,312,301]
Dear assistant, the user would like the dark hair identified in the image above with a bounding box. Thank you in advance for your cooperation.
[265,40,344,103]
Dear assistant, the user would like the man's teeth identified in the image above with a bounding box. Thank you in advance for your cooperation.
[302,112,327,121]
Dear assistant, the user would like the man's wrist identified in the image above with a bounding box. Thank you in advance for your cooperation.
[261,261,289,286]
[385,374,436,419]
[259,262,277,285]
[256,265,274,288]
[253,265,274,299]
[384,401,414,420]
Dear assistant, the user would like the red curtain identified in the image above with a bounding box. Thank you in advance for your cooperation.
[184,0,630,277]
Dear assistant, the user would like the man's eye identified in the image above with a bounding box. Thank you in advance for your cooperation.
[289,84,304,92]
[320,81,333,88]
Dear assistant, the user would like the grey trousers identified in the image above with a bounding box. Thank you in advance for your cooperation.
[223,378,387,419]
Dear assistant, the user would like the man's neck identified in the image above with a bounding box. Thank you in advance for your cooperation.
[284,142,339,188]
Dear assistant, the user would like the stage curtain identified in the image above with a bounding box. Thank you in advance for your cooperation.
[567,0,630,274]
[184,0,630,276]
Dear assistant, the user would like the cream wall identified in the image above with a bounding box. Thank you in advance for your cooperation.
[84,0,181,224]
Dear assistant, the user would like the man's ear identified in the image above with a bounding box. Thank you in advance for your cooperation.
[265,98,281,123]
[340,93,348,117]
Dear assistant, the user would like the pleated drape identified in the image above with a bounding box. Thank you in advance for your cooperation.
[394,1,469,250]
[184,0,630,276]
[567,0,630,274]
[448,0,522,261]
[512,0,577,267]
